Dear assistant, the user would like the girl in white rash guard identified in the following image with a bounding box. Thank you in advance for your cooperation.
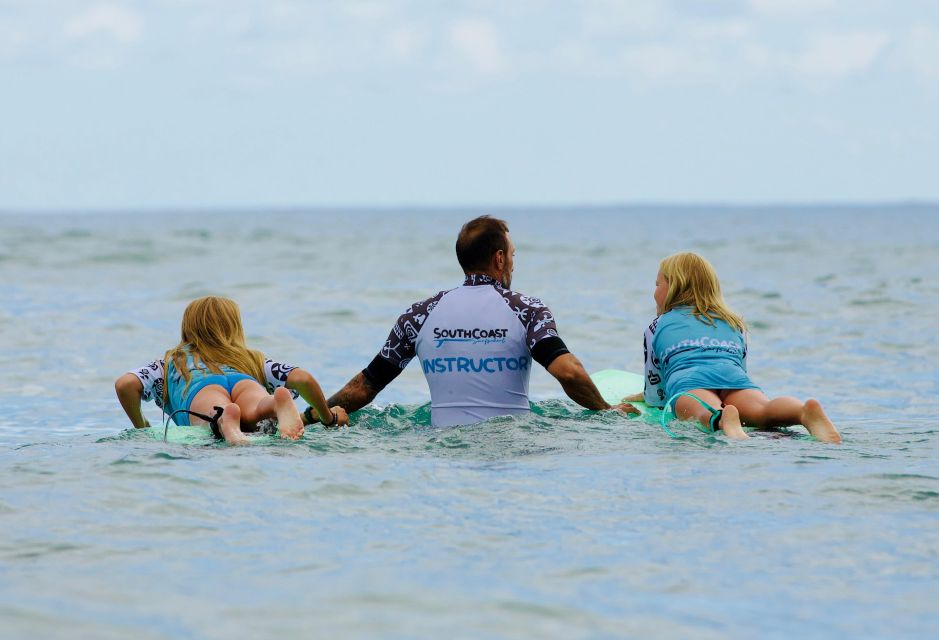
[115,296,348,443]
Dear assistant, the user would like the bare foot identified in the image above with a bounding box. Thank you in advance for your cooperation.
[220,403,249,445]
[719,405,750,440]
[274,387,304,440]
[801,399,842,444]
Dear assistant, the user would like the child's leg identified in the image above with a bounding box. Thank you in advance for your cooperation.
[722,389,842,443]
[675,389,748,440]
[798,400,841,443]
[229,380,276,425]
[721,389,798,427]
[189,386,249,444]
[230,380,304,440]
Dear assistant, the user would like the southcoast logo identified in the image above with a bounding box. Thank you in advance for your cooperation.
[422,356,529,374]
[662,336,743,361]
[433,327,508,348]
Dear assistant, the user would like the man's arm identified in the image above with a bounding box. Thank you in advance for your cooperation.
[316,291,445,421]
[287,369,349,427]
[326,371,383,414]
[322,349,409,417]
[547,353,639,414]
[507,293,636,415]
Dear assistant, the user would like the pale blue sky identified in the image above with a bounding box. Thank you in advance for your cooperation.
[2,0,938,210]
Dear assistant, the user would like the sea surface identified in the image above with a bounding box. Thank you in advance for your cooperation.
[1,206,937,639]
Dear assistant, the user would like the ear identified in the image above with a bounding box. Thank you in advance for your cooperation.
[492,249,505,272]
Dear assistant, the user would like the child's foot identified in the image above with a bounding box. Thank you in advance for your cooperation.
[274,387,304,440]
[801,399,842,444]
[220,403,249,445]
[719,405,749,440]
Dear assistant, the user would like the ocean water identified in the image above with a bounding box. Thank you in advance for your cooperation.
[1,206,937,639]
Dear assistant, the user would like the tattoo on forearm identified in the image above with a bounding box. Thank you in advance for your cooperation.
[327,373,380,412]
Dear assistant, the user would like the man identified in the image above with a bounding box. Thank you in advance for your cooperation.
[304,215,637,427]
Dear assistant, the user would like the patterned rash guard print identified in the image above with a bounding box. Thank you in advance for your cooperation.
[642,317,666,407]
[372,273,566,375]
[129,357,299,411]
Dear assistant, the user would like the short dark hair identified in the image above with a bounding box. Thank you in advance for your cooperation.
[456,216,509,273]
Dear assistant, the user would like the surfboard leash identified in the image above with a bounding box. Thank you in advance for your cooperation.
[162,406,226,442]
[661,392,722,438]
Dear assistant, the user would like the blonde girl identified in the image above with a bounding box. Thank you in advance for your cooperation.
[632,253,841,443]
[115,296,348,443]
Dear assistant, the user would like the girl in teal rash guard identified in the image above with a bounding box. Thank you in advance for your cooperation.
[632,253,842,443]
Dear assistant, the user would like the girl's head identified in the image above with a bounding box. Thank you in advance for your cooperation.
[165,296,266,396]
[180,296,248,348]
[655,252,745,332]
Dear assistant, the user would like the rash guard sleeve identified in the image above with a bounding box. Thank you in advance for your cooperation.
[497,288,570,368]
[263,358,299,398]
[362,290,450,390]
[128,359,167,409]
[643,318,666,407]
[742,333,749,372]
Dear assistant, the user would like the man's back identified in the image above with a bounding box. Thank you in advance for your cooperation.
[416,279,532,426]
[363,274,568,427]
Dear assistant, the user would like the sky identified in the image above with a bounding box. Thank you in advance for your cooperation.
[1,0,938,211]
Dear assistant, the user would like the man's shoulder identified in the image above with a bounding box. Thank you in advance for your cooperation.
[492,284,560,342]
[494,284,549,311]
[394,288,454,326]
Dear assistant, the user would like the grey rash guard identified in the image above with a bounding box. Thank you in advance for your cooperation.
[363,274,570,427]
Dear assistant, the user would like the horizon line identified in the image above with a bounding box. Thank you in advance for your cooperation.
[2,199,938,216]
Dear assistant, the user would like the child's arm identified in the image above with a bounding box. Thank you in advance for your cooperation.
[286,368,349,427]
[115,373,150,428]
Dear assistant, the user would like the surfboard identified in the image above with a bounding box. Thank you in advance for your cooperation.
[591,369,811,439]
[590,369,662,423]
[146,424,216,444]
[591,369,644,404]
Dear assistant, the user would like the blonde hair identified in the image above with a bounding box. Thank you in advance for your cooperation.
[163,296,267,403]
[658,252,746,333]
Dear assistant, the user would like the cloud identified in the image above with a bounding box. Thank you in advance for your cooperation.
[581,1,670,36]
[449,18,506,74]
[794,31,890,76]
[671,0,748,20]
[343,1,396,22]
[65,3,143,44]
[619,43,716,81]
[896,24,939,81]
[0,21,28,59]
[684,18,750,39]
[385,24,428,62]
[750,0,835,15]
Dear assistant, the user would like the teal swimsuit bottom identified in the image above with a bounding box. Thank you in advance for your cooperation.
[167,365,254,426]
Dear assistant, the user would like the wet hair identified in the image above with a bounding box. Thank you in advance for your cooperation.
[659,252,746,332]
[163,296,267,403]
[455,216,509,273]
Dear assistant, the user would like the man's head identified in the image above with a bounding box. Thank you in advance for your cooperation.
[456,215,515,288]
